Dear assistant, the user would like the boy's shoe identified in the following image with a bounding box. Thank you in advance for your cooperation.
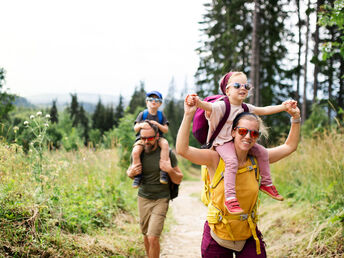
[259,185,284,201]
[160,171,168,184]
[132,174,142,188]
[224,198,244,215]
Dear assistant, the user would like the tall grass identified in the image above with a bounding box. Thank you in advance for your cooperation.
[274,129,344,216]
[262,129,344,256]
[0,144,144,256]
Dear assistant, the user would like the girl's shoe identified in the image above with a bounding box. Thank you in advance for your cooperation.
[259,185,284,201]
[224,198,244,215]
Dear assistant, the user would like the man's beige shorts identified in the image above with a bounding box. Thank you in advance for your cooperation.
[138,196,169,237]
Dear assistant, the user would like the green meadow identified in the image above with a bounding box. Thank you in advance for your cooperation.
[0,130,343,256]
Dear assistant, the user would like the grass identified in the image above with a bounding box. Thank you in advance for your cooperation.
[259,129,344,257]
[1,129,343,256]
[0,144,145,256]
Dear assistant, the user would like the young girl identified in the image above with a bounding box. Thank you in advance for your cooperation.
[187,71,296,215]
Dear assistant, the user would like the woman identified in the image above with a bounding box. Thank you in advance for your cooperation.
[176,97,301,257]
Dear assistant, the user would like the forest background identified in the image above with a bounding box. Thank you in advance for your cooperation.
[0,0,343,256]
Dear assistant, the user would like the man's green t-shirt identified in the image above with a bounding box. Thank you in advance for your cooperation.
[138,147,178,200]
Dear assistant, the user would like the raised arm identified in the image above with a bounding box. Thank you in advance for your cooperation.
[268,105,301,163]
[187,94,213,115]
[176,97,219,170]
[254,100,297,116]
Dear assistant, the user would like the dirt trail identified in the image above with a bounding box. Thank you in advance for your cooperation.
[161,180,206,258]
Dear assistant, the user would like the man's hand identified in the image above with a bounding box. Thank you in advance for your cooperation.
[160,159,173,174]
[127,163,142,178]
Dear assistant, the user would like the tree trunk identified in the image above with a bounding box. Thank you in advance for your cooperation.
[339,57,344,110]
[295,0,302,104]
[250,0,260,106]
[313,0,323,104]
[302,0,311,123]
[328,57,333,122]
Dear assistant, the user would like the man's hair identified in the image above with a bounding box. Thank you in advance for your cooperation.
[140,120,159,135]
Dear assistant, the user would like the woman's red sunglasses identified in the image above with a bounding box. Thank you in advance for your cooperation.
[235,127,260,139]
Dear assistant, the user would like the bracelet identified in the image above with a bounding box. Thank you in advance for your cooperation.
[290,117,301,123]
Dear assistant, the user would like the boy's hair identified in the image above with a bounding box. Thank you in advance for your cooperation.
[139,120,159,135]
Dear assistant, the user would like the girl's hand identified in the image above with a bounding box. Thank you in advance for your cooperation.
[186,93,198,106]
[282,99,298,112]
[184,94,197,115]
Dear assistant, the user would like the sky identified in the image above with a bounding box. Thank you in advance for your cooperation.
[1,0,209,101]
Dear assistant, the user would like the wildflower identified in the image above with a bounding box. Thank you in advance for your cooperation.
[24,121,29,126]
[45,114,51,119]
[44,123,49,127]
[13,126,19,133]
[36,111,42,116]
[30,115,35,119]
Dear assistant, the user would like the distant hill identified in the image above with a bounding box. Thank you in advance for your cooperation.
[20,93,128,113]
[26,93,121,106]
[14,96,36,108]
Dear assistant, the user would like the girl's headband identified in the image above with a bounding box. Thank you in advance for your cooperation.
[220,72,233,94]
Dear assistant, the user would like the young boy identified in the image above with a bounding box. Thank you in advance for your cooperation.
[132,91,170,188]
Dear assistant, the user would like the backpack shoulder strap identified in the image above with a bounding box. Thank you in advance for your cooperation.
[242,103,249,112]
[157,110,163,124]
[206,97,231,148]
[248,155,259,181]
[142,109,149,120]
[142,109,163,124]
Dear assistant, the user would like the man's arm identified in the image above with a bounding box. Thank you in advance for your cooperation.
[160,159,183,184]
[126,163,142,179]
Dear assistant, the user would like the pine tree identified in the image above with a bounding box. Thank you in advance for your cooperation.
[195,0,253,97]
[50,99,59,124]
[114,95,125,127]
[128,81,146,114]
[78,105,89,145]
[92,99,106,133]
[104,105,115,131]
[69,93,79,127]
[0,68,14,121]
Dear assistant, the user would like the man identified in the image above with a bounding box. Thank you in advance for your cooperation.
[127,121,183,258]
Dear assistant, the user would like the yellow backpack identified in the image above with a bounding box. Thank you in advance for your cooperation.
[201,156,262,254]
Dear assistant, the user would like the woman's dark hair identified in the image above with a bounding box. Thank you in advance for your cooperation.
[232,112,259,129]
[232,112,268,138]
